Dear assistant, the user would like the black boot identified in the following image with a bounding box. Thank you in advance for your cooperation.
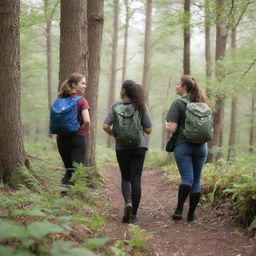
[122,200,132,223]
[172,184,192,220]
[187,192,201,223]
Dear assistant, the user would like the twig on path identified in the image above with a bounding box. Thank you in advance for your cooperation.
[151,197,168,215]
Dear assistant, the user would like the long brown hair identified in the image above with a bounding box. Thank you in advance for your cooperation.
[58,73,85,98]
[180,75,207,103]
[122,80,146,114]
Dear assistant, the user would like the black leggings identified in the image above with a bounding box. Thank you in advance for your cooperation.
[116,148,146,216]
[57,135,85,185]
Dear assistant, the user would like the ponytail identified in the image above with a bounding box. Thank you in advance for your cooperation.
[58,80,72,98]
[58,73,85,98]
[180,75,208,104]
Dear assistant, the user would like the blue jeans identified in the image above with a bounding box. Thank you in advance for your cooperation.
[173,143,207,193]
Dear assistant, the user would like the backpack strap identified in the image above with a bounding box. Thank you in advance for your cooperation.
[178,98,190,105]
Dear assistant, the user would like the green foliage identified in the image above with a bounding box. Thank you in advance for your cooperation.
[89,214,105,232]
[85,237,109,249]
[110,241,128,256]
[0,245,36,256]
[9,207,47,218]
[144,148,170,167]
[248,217,256,232]
[0,220,28,240]
[51,241,97,256]
[0,188,44,209]
[202,155,256,226]
[125,225,153,249]
[28,220,64,240]
[0,138,108,255]
[0,219,66,255]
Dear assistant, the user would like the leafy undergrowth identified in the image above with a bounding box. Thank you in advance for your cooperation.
[202,156,256,231]
[0,139,154,256]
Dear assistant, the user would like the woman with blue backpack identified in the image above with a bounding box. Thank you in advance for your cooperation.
[50,73,90,195]
[103,80,153,224]
[166,75,212,223]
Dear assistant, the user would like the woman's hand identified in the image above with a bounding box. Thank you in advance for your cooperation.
[165,121,177,134]
[103,124,113,136]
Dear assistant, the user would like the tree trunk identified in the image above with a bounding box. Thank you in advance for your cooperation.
[142,0,152,105]
[0,0,33,189]
[227,27,237,161]
[44,0,53,111]
[122,0,129,83]
[183,0,190,75]
[107,0,119,148]
[205,0,212,98]
[207,0,228,163]
[227,97,237,160]
[59,0,88,88]
[86,0,104,166]
[249,95,255,152]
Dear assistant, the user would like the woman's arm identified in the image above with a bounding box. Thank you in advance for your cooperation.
[166,121,177,134]
[82,109,90,127]
[103,124,113,136]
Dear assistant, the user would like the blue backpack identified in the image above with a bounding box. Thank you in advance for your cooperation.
[49,96,82,135]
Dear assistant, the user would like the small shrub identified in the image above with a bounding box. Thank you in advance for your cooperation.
[125,224,153,249]
[201,155,256,227]
[110,241,128,256]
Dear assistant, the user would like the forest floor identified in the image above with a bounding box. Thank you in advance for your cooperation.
[103,165,256,256]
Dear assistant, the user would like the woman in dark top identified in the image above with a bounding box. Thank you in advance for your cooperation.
[57,73,90,194]
[166,75,209,223]
[103,80,153,224]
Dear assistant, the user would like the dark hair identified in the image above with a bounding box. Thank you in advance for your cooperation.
[180,75,208,103]
[58,73,85,98]
[122,80,146,114]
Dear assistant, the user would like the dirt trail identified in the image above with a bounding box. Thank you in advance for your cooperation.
[103,165,256,256]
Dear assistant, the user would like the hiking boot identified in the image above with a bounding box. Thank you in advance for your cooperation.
[187,214,197,223]
[187,192,201,223]
[122,202,132,223]
[172,211,183,220]
[130,215,138,224]
[172,184,192,221]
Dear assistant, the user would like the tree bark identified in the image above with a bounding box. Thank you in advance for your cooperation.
[207,0,228,163]
[205,0,212,98]
[183,0,190,75]
[86,0,104,166]
[142,0,152,105]
[249,95,255,152]
[227,27,237,161]
[122,0,129,83]
[0,0,33,189]
[107,0,119,147]
[44,0,53,111]
[59,0,88,88]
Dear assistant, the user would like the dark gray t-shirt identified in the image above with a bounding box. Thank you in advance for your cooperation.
[166,95,191,146]
[104,99,153,150]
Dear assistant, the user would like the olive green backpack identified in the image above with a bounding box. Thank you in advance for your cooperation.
[179,98,213,144]
[112,102,143,146]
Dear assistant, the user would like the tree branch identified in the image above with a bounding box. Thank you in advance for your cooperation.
[242,58,256,78]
